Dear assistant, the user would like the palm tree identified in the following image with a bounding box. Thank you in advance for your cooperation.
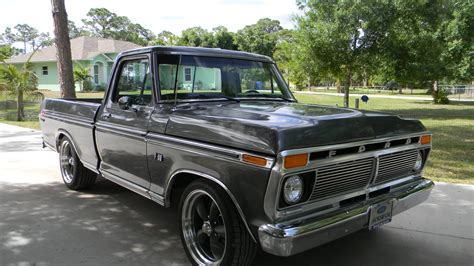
[73,65,92,92]
[0,59,38,121]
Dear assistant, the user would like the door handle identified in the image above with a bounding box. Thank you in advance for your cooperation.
[101,113,111,119]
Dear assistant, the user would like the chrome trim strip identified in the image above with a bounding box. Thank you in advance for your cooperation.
[148,190,165,206]
[96,121,147,135]
[44,98,101,107]
[55,130,79,156]
[163,169,257,243]
[101,171,151,200]
[368,175,418,192]
[43,113,93,128]
[43,140,56,152]
[264,157,286,221]
[83,161,99,174]
[44,109,94,120]
[372,156,381,184]
[153,50,274,63]
[147,133,240,158]
[146,132,275,169]
[95,122,147,140]
[280,132,431,157]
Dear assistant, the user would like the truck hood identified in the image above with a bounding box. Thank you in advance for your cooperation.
[164,101,426,155]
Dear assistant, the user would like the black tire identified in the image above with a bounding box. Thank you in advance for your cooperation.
[178,180,257,266]
[58,137,96,190]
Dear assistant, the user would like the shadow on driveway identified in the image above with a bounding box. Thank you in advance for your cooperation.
[1,177,472,266]
[0,178,187,265]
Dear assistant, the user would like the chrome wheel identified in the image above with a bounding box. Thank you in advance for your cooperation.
[60,141,75,184]
[182,189,227,265]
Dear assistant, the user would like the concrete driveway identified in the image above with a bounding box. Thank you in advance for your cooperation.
[1,123,473,266]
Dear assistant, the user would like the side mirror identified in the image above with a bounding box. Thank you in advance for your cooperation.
[118,96,133,110]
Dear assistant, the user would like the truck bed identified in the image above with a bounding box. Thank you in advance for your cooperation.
[40,98,102,172]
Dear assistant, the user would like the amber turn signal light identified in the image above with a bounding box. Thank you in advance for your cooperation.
[420,135,432,145]
[284,153,308,169]
[242,154,268,167]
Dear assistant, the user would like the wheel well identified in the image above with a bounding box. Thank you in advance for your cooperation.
[168,172,201,208]
[167,171,258,243]
[56,133,66,150]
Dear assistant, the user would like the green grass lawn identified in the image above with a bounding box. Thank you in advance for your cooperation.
[0,91,104,130]
[304,87,431,97]
[296,93,474,184]
[1,90,472,184]
[303,87,472,100]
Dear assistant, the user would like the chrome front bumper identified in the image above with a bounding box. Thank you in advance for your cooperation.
[258,178,434,257]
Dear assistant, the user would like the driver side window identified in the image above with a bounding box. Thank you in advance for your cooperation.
[114,58,152,105]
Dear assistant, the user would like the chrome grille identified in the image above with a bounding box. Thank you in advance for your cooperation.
[309,158,375,201]
[375,149,419,184]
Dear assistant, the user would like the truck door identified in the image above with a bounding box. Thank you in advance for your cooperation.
[95,55,154,190]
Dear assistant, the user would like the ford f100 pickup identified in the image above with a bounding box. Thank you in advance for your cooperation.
[40,46,434,265]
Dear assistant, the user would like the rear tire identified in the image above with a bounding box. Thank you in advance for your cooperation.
[178,180,257,266]
[59,137,96,190]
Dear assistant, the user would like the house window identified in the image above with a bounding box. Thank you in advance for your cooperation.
[93,65,99,84]
[184,67,192,82]
[42,66,48,75]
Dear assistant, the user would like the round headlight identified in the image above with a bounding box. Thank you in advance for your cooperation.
[413,151,423,171]
[283,175,304,204]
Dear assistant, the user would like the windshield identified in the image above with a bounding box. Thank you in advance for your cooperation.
[158,55,294,101]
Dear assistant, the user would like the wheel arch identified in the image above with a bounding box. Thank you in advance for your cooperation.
[55,129,84,163]
[165,169,257,243]
[56,130,75,152]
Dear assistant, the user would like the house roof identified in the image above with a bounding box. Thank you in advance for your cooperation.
[6,36,141,64]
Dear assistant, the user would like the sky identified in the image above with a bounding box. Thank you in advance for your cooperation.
[0,0,301,37]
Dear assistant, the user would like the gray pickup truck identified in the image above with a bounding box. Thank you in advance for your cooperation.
[40,46,434,265]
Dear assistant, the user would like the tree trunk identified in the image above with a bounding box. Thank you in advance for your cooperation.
[51,0,75,98]
[16,89,24,121]
[344,66,352,108]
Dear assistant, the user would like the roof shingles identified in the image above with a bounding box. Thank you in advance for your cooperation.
[6,36,141,64]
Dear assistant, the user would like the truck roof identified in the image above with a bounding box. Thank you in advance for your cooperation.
[118,46,275,63]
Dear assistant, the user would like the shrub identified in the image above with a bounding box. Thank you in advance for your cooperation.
[94,84,106,91]
[28,91,45,102]
[83,80,94,91]
[433,89,450,104]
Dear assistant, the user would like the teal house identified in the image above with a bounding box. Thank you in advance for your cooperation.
[6,36,141,91]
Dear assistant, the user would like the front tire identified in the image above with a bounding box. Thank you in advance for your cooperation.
[179,180,257,265]
[59,137,96,190]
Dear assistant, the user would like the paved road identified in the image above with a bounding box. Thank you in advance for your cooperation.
[295,91,474,102]
[1,123,473,266]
